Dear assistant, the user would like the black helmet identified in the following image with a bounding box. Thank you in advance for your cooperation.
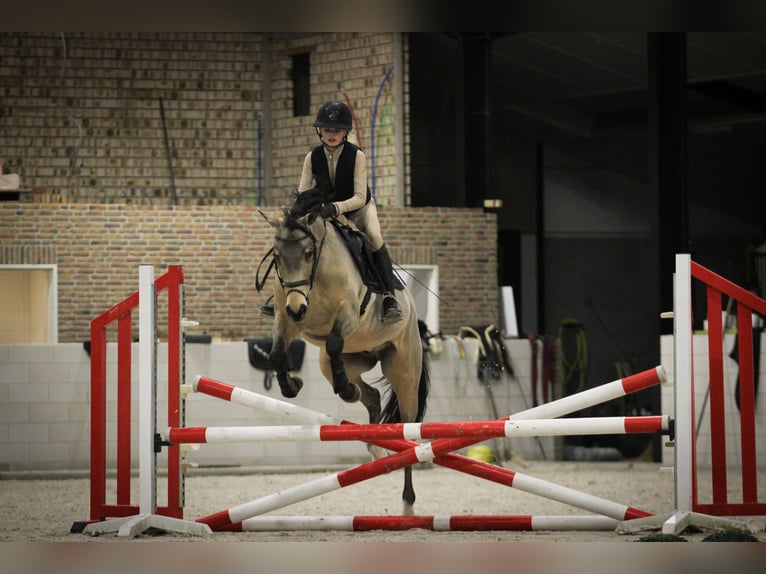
[312,101,353,130]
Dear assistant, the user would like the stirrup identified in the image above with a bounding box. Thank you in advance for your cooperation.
[381,293,403,323]
[260,303,275,318]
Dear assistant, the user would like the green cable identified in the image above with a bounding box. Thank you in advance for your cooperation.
[558,318,588,395]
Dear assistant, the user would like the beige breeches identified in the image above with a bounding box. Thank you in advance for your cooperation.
[347,200,384,250]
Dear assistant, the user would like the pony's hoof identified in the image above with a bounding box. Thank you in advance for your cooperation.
[402,502,415,516]
[279,376,303,398]
[338,383,360,403]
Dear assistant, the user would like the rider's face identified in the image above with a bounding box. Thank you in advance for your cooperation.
[319,128,347,146]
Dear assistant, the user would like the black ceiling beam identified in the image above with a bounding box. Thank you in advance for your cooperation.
[688,79,765,114]
[461,33,493,209]
[649,32,689,338]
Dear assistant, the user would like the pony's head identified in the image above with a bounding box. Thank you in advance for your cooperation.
[260,208,325,322]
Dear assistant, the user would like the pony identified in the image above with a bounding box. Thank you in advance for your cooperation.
[257,201,430,515]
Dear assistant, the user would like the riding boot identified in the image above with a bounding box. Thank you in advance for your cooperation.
[372,245,403,323]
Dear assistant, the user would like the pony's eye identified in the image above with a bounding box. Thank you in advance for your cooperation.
[304,249,315,261]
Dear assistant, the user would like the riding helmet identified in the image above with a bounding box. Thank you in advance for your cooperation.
[312,101,353,130]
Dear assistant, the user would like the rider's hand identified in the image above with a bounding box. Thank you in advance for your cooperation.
[318,203,338,218]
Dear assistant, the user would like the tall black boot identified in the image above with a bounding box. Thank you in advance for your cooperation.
[372,245,403,323]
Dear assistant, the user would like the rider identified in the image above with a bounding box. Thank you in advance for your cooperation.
[261,100,403,323]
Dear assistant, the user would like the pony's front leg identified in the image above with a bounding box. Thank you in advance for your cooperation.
[269,336,304,398]
[325,331,360,402]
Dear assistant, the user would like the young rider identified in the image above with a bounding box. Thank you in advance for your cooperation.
[261,101,402,323]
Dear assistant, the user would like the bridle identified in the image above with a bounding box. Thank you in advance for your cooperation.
[256,216,328,307]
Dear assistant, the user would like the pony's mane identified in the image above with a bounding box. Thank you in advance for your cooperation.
[289,182,330,219]
[283,210,307,231]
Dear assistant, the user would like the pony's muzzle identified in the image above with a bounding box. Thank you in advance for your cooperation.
[285,288,309,322]
[286,302,307,322]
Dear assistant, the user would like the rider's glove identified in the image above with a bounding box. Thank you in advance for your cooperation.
[318,203,338,219]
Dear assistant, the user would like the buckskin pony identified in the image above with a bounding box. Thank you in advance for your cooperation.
[257,203,430,514]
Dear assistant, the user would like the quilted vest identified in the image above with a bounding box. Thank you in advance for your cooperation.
[311,142,371,208]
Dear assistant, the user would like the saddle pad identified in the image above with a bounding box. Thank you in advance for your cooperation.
[245,338,306,372]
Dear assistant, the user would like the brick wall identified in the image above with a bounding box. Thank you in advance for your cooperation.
[1,33,496,342]
[267,33,405,206]
[0,203,498,342]
[0,32,406,207]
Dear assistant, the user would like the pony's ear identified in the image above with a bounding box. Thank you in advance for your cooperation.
[258,209,282,228]
[306,210,319,225]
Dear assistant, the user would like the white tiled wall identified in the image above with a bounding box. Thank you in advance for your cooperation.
[0,338,557,472]
[660,333,766,469]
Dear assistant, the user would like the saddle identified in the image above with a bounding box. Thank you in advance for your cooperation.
[289,183,403,293]
[330,218,403,293]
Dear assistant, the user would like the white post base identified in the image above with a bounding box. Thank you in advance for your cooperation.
[616,510,753,536]
[81,514,212,538]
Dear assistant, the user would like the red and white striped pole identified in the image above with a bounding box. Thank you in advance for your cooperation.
[195,433,648,531]
[196,437,450,530]
[192,367,666,468]
[165,415,670,444]
[194,366,665,426]
[223,514,619,532]
[191,370,666,530]
[507,366,666,421]
[193,375,338,425]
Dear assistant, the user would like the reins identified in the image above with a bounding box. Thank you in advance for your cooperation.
[255,246,275,292]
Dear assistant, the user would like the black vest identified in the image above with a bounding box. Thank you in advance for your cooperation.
[311,143,371,209]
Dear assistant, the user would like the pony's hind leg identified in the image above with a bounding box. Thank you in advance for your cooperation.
[323,352,387,459]
[341,352,382,424]
[357,380,388,462]
[379,338,427,516]
[346,358,388,459]
[358,381,381,424]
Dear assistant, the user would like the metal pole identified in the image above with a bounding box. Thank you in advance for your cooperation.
[139,265,157,515]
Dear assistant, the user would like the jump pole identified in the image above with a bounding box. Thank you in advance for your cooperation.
[226,514,620,532]
[194,427,650,531]
[164,416,671,444]
[193,366,664,427]
[189,369,666,530]
[193,451,652,532]
[191,367,665,460]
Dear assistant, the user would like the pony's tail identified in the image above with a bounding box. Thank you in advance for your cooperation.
[379,347,430,424]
